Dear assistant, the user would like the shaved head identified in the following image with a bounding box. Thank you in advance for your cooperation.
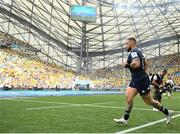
[127,37,136,44]
[125,37,137,52]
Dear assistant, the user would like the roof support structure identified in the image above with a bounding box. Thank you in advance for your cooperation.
[0,6,72,54]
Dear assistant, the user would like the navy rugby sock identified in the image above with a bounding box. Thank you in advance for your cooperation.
[160,106,169,115]
[124,110,131,120]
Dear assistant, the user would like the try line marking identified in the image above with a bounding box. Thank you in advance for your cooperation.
[116,114,180,133]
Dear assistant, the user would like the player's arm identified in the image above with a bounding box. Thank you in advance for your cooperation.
[144,59,148,71]
[130,58,140,69]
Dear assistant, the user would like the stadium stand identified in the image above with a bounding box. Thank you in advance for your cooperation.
[0,48,77,90]
[0,47,179,91]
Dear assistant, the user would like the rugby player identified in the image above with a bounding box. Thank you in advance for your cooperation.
[113,38,173,125]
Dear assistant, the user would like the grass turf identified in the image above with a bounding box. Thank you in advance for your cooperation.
[0,92,180,133]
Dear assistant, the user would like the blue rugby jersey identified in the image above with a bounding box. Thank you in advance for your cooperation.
[127,48,147,80]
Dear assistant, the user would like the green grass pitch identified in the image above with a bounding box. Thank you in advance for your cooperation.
[0,92,180,133]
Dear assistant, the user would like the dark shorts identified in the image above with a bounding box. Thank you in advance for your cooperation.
[129,75,151,95]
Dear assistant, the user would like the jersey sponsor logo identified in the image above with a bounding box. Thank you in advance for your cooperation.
[131,52,138,58]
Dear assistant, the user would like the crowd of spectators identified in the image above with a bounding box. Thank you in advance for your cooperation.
[0,47,179,90]
[89,66,130,89]
[0,48,79,90]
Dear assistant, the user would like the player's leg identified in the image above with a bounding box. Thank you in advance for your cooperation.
[113,86,138,124]
[142,91,162,109]
[124,86,138,118]
[152,87,160,110]
[141,91,173,125]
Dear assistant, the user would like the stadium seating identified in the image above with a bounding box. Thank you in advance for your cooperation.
[0,47,179,90]
[0,48,78,89]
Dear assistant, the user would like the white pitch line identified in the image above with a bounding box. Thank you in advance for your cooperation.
[26,104,123,111]
[81,104,180,113]
[82,105,180,113]
[26,105,81,110]
[116,114,180,133]
[6,98,180,113]
[26,102,118,110]
[83,104,152,111]
[89,102,117,105]
[26,102,180,113]
[6,98,116,110]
